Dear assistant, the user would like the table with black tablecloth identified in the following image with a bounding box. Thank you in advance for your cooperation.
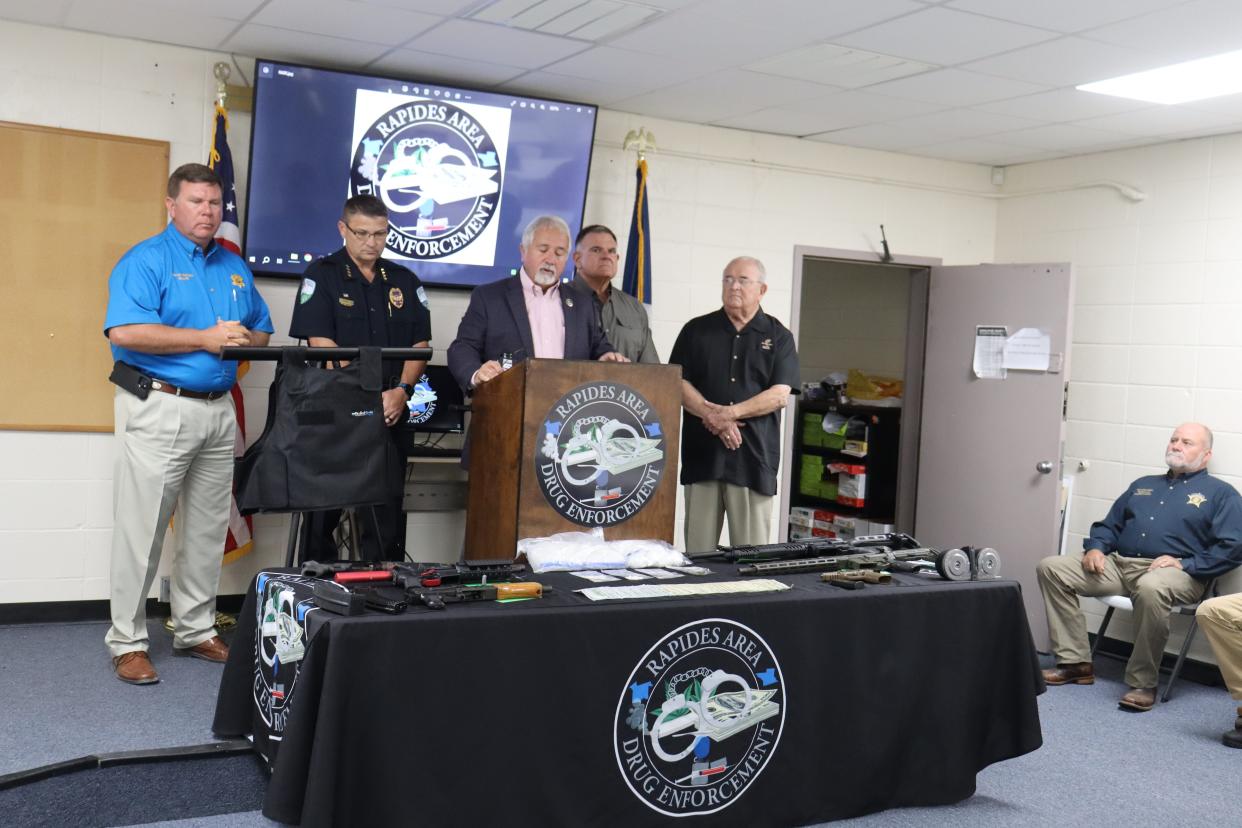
[213,567,1043,827]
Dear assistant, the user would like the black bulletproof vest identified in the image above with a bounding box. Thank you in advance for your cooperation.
[235,347,396,514]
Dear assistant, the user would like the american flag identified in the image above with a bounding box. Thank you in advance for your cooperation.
[210,102,253,562]
[621,157,652,305]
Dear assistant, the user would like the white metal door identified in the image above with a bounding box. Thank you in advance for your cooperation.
[916,263,1073,650]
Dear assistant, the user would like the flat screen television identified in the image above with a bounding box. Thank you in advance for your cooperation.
[243,58,598,289]
[397,364,465,435]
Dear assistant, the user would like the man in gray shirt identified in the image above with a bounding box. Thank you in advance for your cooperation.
[568,224,659,363]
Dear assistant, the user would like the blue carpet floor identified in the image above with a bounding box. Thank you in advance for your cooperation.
[2,620,1239,826]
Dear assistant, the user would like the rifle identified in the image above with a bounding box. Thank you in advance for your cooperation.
[736,544,1000,581]
[409,581,544,610]
[694,532,923,564]
[737,547,939,576]
[324,559,526,588]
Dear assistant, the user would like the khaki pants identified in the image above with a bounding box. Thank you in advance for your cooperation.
[1197,593,1242,701]
[106,388,236,658]
[683,481,772,553]
[1036,552,1205,689]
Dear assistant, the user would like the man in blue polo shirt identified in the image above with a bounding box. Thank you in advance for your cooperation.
[1037,422,1242,711]
[103,163,273,685]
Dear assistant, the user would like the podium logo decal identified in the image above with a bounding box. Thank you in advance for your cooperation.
[253,572,316,737]
[537,381,665,526]
[349,90,510,265]
[614,618,785,816]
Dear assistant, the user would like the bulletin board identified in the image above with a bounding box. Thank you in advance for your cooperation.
[0,121,168,431]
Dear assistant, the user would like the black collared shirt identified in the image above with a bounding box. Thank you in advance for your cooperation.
[289,248,432,386]
[669,308,799,495]
[1085,467,1242,579]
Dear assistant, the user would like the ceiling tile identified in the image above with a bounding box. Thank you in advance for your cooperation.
[366,48,528,88]
[0,0,74,26]
[867,68,1049,107]
[905,138,1054,165]
[975,88,1152,121]
[789,89,947,129]
[885,108,1045,143]
[63,0,238,50]
[404,18,591,69]
[503,70,660,106]
[359,0,477,14]
[1183,92,1242,119]
[252,0,438,47]
[965,36,1158,87]
[986,122,1141,151]
[747,44,936,89]
[945,0,1187,34]
[607,0,922,64]
[611,69,841,124]
[1085,0,1242,67]
[831,6,1059,66]
[224,24,391,69]
[805,122,934,152]
[1076,106,1242,137]
[711,106,883,137]
[540,45,702,87]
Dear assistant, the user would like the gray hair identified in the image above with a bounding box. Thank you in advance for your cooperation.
[724,256,767,282]
[521,215,571,248]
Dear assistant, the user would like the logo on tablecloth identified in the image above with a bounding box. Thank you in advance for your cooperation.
[253,572,317,740]
[536,381,665,527]
[614,618,785,816]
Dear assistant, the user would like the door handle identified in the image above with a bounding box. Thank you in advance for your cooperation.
[1036,461,1054,474]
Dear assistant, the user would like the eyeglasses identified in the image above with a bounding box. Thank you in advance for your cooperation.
[722,276,759,288]
[344,223,388,242]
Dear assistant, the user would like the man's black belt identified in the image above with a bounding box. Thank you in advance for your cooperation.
[149,379,228,401]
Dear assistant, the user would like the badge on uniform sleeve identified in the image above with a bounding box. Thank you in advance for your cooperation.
[230,273,246,288]
[389,287,404,309]
[416,286,429,309]
[299,278,316,304]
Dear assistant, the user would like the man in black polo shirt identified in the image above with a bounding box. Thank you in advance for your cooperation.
[669,256,799,553]
[289,195,431,560]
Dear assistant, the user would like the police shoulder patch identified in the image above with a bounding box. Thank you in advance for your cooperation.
[416,285,430,309]
[299,278,316,304]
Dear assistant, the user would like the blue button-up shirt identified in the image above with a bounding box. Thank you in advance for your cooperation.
[1084,468,1242,578]
[104,223,273,392]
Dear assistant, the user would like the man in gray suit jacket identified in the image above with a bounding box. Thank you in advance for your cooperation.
[447,215,626,392]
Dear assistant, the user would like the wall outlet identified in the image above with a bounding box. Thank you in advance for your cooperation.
[159,576,170,603]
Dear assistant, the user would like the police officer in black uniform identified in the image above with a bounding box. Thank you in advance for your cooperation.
[290,194,432,561]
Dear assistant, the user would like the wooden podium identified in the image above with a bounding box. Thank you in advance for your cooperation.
[463,358,682,561]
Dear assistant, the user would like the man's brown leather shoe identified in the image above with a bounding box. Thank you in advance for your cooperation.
[113,651,159,685]
[178,635,229,663]
[1042,662,1094,685]
[1119,686,1157,711]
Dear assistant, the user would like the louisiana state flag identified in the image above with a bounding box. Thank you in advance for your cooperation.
[209,103,253,563]
[621,158,652,305]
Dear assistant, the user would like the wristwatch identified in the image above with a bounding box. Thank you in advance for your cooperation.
[398,382,415,399]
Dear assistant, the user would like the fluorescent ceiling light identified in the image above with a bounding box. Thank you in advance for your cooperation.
[1078,49,1242,105]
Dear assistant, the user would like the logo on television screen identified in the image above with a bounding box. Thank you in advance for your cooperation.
[350,91,511,266]
[536,381,665,527]
[614,618,785,816]
[404,372,438,426]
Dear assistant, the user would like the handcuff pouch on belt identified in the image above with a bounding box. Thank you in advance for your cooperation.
[108,361,152,400]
